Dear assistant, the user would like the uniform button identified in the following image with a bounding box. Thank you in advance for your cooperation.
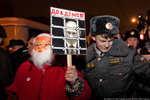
[119,73,122,75]
[97,58,101,61]
[99,79,102,82]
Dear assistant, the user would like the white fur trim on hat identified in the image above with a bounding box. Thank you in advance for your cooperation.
[33,33,50,44]
[36,33,50,38]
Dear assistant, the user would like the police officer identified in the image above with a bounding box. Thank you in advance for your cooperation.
[7,39,30,74]
[125,29,140,49]
[83,15,150,99]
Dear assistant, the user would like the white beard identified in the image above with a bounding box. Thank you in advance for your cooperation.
[31,48,52,70]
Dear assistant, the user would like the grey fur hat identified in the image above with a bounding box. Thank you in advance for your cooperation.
[125,29,140,41]
[90,15,120,36]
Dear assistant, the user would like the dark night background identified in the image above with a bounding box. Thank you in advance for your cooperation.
[1,0,150,36]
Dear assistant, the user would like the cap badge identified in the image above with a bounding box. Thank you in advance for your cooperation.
[105,23,113,30]
[130,31,135,35]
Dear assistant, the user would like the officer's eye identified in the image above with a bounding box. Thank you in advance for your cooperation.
[100,40,105,43]
[108,39,114,42]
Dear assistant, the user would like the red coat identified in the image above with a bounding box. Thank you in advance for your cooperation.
[6,60,91,100]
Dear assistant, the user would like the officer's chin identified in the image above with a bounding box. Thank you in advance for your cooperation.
[101,47,111,53]
[101,49,109,53]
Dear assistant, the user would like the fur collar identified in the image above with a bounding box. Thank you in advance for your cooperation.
[86,38,129,62]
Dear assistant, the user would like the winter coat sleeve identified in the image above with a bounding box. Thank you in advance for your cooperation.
[71,71,91,100]
[133,49,150,79]
[5,61,30,100]
[63,67,91,100]
[5,82,17,100]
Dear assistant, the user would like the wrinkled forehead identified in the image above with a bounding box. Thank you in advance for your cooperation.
[36,36,51,43]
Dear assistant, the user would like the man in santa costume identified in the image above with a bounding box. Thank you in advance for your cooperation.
[5,33,91,100]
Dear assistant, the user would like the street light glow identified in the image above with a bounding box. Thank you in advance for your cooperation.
[132,18,136,23]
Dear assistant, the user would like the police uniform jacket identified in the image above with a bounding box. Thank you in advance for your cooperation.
[85,38,150,99]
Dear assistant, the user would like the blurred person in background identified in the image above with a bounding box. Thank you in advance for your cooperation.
[125,29,150,97]
[133,23,150,97]
[124,29,147,54]
[125,29,140,49]
[27,34,38,55]
[114,32,123,39]
[7,39,30,74]
[0,25,14,100]
[140,23,150,62]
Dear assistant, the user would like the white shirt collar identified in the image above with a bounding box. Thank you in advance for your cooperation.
[94,43,105,56]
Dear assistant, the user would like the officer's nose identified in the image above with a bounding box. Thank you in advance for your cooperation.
[104,42,109,47]
[131,40,134,44]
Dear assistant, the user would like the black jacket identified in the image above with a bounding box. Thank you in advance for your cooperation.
[12,46,30,73]
[0,48,14,99]
[84,38,150,99]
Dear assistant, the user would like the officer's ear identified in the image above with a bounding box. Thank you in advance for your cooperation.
[91,36,96,41]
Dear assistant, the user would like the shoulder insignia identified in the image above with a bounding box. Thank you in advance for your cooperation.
[109,58,119,63]
[139,55,147,62]
[87,63,95,68]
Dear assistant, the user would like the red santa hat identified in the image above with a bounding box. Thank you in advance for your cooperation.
[33,33,51,44]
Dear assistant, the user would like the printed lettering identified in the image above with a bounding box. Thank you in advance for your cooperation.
[51,7,85,19]
[76,13,79,17]
[51,9,56,14]
[56,10,59,14]
[68,12,71,17]
[64,11,68,16]
[72,13,76,17]
[60,11,63,15]
[80,13,84,18]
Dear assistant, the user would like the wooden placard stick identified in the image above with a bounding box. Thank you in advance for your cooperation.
[67,54,72,67]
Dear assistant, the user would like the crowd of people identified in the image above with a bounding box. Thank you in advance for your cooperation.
[1,15,150,100]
